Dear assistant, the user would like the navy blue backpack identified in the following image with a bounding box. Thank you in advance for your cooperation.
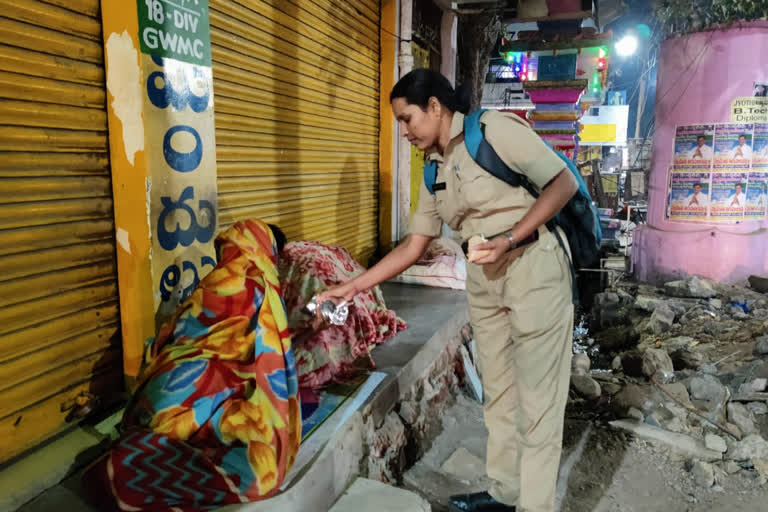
[423,109,602,298]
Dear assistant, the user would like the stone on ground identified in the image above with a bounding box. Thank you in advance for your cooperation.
[635,295,663,312]
[440,447,485,482]
[738,378,768,394]
[726,434,768,461]
[571,353,591,376]
[724,460,741,474]
[664,276,718,299]
[571,375,602,399]
[749,275,768,293]
[609,420,722,462]
[642,348,674,378]
[330,478,431,512]
[592,292,622,328]
[755,335,768,356]
[614,384,656,413]
[705,434,728,453]
[691,460,715,488]
[689,374,727,402]
[727,402,756,435]
[649,304,675,335]
[753,458,768,480]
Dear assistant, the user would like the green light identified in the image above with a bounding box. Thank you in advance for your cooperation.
[505,52,514,63]
[599,47,606,58]
[636,24,652,39]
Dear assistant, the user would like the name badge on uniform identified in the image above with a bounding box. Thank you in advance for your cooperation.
[433,182,447,191]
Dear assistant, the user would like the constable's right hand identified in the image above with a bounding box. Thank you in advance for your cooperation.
[315,282,358,308]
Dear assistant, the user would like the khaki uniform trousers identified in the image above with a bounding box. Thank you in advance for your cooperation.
[466,226,574,512]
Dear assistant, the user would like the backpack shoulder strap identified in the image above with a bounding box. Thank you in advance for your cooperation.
[423,159,438,195]
[463,109,538,198]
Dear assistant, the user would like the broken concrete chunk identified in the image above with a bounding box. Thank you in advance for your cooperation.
[616,288,634,305]
[753,458,768,480]
[611,355,623,371]
[705,434,728,453]
[664,336,696,350]
[635,295,663,313]
[731,392,768,402]
[649,304,675,335]
[601,382,623,395]
[731,309,750,320]
[725,434,768,461]
[626,407,645,422]
[609,420,722,462]
[724,460,741,474]
[738,378,768,394]
[330,478,431,512]
[749,275,768,294]
[594,292,620,307]
[440,447,485,482]
[691,460,715,488]
[746,402,768,416]
[689,374,727,402]
[594,325,637,351]
[592,292,623,328]
[571,375,602,400]
[661,415,688,434]
[754,335,768,356]
[664,276,718,299]
[653,369,676,384]
[661,382,694,409]
[727,402,756,435]
[642,348,675,378]
[571,353,591,376]
[614,384,656,414]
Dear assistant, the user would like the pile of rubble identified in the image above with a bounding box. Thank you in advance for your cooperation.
[573,275,768,490]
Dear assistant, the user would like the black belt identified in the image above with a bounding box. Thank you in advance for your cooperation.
[461,230,539,258]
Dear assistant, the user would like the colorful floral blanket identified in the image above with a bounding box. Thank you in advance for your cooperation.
[86,219,300,511]
[278,242,406,389]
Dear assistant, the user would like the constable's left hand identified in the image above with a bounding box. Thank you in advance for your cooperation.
[471,236,509,265]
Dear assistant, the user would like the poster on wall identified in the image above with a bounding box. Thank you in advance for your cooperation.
[669,125,714,222]
[746,123,768,220]
[674,125,715,166]
[669,172,710,221]
[710,172,748,222]
[666,123,766,223]
[714,123,753,165]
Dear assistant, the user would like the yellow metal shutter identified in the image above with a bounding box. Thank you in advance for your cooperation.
[210,0,381,263]
[0,0,122,463]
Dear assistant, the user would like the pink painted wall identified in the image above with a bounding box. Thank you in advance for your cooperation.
[633,22,768,284]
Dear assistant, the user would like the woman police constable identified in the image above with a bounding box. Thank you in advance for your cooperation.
[317,69,578,512]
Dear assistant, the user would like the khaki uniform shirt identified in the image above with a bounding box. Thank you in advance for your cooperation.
[409,110,566,242]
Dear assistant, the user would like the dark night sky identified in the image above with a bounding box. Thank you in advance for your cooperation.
[605,0,658,139]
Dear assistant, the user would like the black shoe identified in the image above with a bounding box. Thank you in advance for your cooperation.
[448,491,516,512]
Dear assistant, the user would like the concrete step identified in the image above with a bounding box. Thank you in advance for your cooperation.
[330,478,431,512]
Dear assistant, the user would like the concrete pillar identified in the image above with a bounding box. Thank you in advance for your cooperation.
[396,0,414,241]
[101,0,218,382]
[632,21,768,284]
